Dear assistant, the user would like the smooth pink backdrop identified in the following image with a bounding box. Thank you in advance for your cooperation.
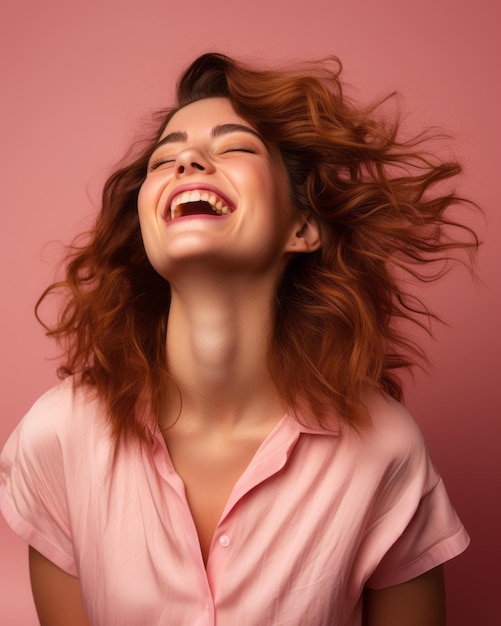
[1,1,499,624]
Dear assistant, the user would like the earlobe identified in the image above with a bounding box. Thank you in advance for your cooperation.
[289,216,321,253]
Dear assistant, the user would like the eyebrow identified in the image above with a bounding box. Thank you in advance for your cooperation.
[152,123,267,151]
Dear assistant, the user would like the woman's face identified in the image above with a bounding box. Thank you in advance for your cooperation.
[137,97,305,283]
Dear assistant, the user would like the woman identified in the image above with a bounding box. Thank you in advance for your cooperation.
[0,52,477,625]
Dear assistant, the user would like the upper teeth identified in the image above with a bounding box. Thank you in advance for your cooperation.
[170,190,230,219]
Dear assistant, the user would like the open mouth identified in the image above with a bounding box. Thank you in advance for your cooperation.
[168,189,234,221]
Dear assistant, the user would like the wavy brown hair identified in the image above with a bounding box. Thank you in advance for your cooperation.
[37,52,479,441]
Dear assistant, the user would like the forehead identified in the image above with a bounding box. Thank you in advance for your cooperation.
[161,97,250,138]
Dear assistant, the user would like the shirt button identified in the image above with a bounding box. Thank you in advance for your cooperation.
[219,534,230,547]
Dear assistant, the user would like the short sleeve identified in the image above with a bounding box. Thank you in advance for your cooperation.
[363,399,470,589]
[367,476,469,589]
[0,389,78,576]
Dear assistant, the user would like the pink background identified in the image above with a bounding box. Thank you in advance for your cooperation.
[1,1,499,623]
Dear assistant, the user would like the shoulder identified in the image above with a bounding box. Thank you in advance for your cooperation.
[367,393,424,451]
[5,378,110,467]
[300,391,430,466]
[24,376,104,427]
[364,392,427,456]
[1,378,115,530]
[296,392,435,490]
[338,392,437,489]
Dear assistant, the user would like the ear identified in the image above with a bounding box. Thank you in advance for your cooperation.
[287,214,321,253]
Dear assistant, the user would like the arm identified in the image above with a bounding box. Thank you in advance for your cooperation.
[363,565,446,626]
[29,546,90,626]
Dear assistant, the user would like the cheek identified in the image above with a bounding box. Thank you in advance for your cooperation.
[137,171,168,211]
[259,156,292,207]
[238,163,289,210]
[137,180,153,218]
[136,183,160,253]
[265,173,294,225]
[136,180,164,241]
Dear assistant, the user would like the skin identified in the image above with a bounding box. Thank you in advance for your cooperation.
[29,97,447,624]
[138,98,321,562]
[363,565,446,626]
[29,547,90,626]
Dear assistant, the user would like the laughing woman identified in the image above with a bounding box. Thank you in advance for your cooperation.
[0,53,477,625]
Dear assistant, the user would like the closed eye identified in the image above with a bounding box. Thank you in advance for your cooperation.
[221,147,258,155]
[148,157,176,171]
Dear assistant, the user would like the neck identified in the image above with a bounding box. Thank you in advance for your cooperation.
[162,272,284,431]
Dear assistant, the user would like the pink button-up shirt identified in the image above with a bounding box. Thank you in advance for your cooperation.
[0,380,469,625]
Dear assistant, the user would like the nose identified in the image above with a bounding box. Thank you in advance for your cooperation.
[175,148,214,176]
